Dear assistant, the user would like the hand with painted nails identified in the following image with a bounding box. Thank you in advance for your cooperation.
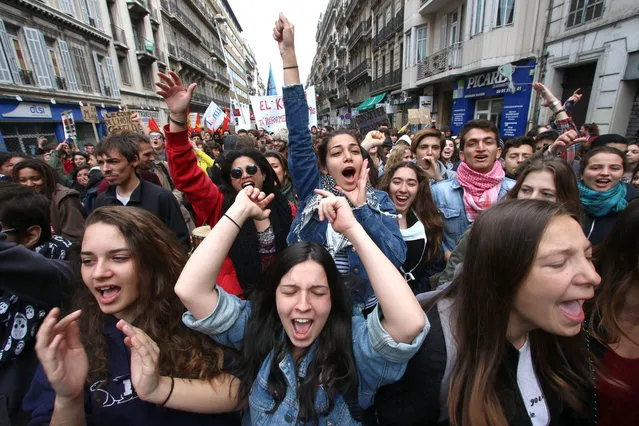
[314,189,359,236]
[117,320,164,404]
[155,71,197,117]
[34,308,87,401]
[335,158,369,208]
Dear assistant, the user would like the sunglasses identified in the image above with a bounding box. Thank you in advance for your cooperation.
[230,164,258,179]
[0,222,17,233]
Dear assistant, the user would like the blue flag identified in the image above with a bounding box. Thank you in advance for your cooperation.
[266,64,278,96]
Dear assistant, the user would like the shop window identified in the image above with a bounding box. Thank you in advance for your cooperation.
[495,0,515,27]
[415,25,428,63]
[567,0,604,28]
[1,123,57,155]
[471,0,486,36]
[474,98,503,129]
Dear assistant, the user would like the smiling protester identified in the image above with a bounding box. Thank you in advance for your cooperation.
[431,119,515,253]
[278,14,405,312]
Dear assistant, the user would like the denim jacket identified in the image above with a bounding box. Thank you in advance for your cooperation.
[183,287,429,426]
[431,175,515,252]
[283,84,406,306]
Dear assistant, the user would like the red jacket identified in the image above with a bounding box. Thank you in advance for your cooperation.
[165,126,244,296]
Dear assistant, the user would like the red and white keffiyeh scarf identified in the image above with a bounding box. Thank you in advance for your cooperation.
[456,161,505,222]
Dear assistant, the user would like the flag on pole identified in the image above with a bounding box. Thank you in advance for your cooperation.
[148,118,161,132]
[203,101,227,132]
[266,63,277,96]
[194,113,202,133]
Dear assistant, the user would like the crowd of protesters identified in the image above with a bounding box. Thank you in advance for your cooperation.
[1,13,638,426]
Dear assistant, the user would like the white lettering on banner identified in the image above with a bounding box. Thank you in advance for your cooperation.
[2,103,52,118]
[251,86,317,132]
[466,70,508,89]
[203,101,226,131]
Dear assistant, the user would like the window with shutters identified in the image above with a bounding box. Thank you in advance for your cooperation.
[9,31,35,86]
[59,0,75,15]
[69,42,93,93]
[118,55,130,85]
[57,40,79,92]
[567,0,604,28]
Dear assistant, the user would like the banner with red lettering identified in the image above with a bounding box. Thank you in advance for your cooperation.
[250,86,317,132]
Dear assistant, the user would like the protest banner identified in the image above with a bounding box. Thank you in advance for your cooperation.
[203,101,226,131]
[105,111,139,134]
[61,110,77,144]
[418,108,432,124]
[354,107,388,134]
[251,86,317,132]
[80,105,99,123]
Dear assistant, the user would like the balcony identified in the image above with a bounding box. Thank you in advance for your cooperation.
[172,7,202,42]
[185,0,218,33]
[111,24,128,49]
[345,0,357,19]
[346,60,370,86]
[419,0,448,16]
[214,72,231,88]
[55,76,67,90]
[19,69,35,85]
[370,69,402,94]
[127,0,149,18]
[416,42,463,80]
[326,89,337,100]
[135,37,157,63]
[332,95,348,107]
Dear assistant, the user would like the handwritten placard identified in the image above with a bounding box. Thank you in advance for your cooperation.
[81,105,99,123]
[105,112,139,134]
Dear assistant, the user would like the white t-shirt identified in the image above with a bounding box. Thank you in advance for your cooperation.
[517,337,550,426]
[116,192,131,206]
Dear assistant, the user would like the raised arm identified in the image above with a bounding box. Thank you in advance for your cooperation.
[316,191,425,343]
[275,14,320,202]
[174,186,275,319]
[156,72,224,226]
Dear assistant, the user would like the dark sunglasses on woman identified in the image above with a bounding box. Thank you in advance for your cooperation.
[230,164,258,179]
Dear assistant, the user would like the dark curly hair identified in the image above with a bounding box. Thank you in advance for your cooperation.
[12,158,58,198]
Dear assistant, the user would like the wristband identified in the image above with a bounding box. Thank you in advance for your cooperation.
[169,116,187,126]
[283,65,298,70]
[552,109,566,117]
[224,213,242,230]
[550,100,561,109]
[160,376,174,407]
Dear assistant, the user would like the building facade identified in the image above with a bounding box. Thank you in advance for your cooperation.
[541,0,639,137]
[0,0,259,153]
[310,0,639,137]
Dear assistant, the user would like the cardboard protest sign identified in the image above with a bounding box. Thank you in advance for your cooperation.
[105,112,139,134]
[418,108,431,124]
[251,86,317,132]
[80,105,99,123]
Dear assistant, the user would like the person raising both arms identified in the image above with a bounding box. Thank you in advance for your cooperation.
[277,13,406,312]
[175,183,427,425]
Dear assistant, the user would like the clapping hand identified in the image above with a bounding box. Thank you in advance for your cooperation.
[34,309,87,402]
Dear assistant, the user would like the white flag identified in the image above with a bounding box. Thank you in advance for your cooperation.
[203,101,226,131]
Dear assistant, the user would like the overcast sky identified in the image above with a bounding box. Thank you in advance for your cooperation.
[228,0,330,93]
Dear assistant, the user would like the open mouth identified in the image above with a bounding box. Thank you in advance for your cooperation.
[291,318,313,339]
[95,285,121,304]
[475,155,488,161]
[342,167,356,179]
[557,299,586,323]
[241,181,255,189]
[395,194,409,203]
[594,178,611,188]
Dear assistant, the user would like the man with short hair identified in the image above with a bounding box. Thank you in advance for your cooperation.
[83,143,95,155]
[271,128,288,155]
[237,129,248,136]
[590,133,628,152]
[149,130,166,161]
[410,128,456,184]
[502,136,535,179]
[190,132,202,146]
[431,119,515,253]
[94,133,191,251]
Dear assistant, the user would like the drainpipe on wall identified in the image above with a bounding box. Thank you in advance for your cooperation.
[531,0,555,129]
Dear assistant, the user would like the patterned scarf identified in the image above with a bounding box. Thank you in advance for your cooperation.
[294,174,380,256]
[578,180,627,218]
[456,161,505,222]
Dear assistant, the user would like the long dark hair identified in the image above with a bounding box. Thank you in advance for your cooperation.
[507,154,582,216]
[432,200,590,426]
[378,161,443,261]
[12,158,58,198]
[235,242,357,424]
[76,207,226,390]
[218,149,278,211]
[264,150,290,188]
[590,199,639,345]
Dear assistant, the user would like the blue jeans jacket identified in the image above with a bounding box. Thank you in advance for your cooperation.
[183,287,429,426]
[431,175,515,252]
[283,84,406,306]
